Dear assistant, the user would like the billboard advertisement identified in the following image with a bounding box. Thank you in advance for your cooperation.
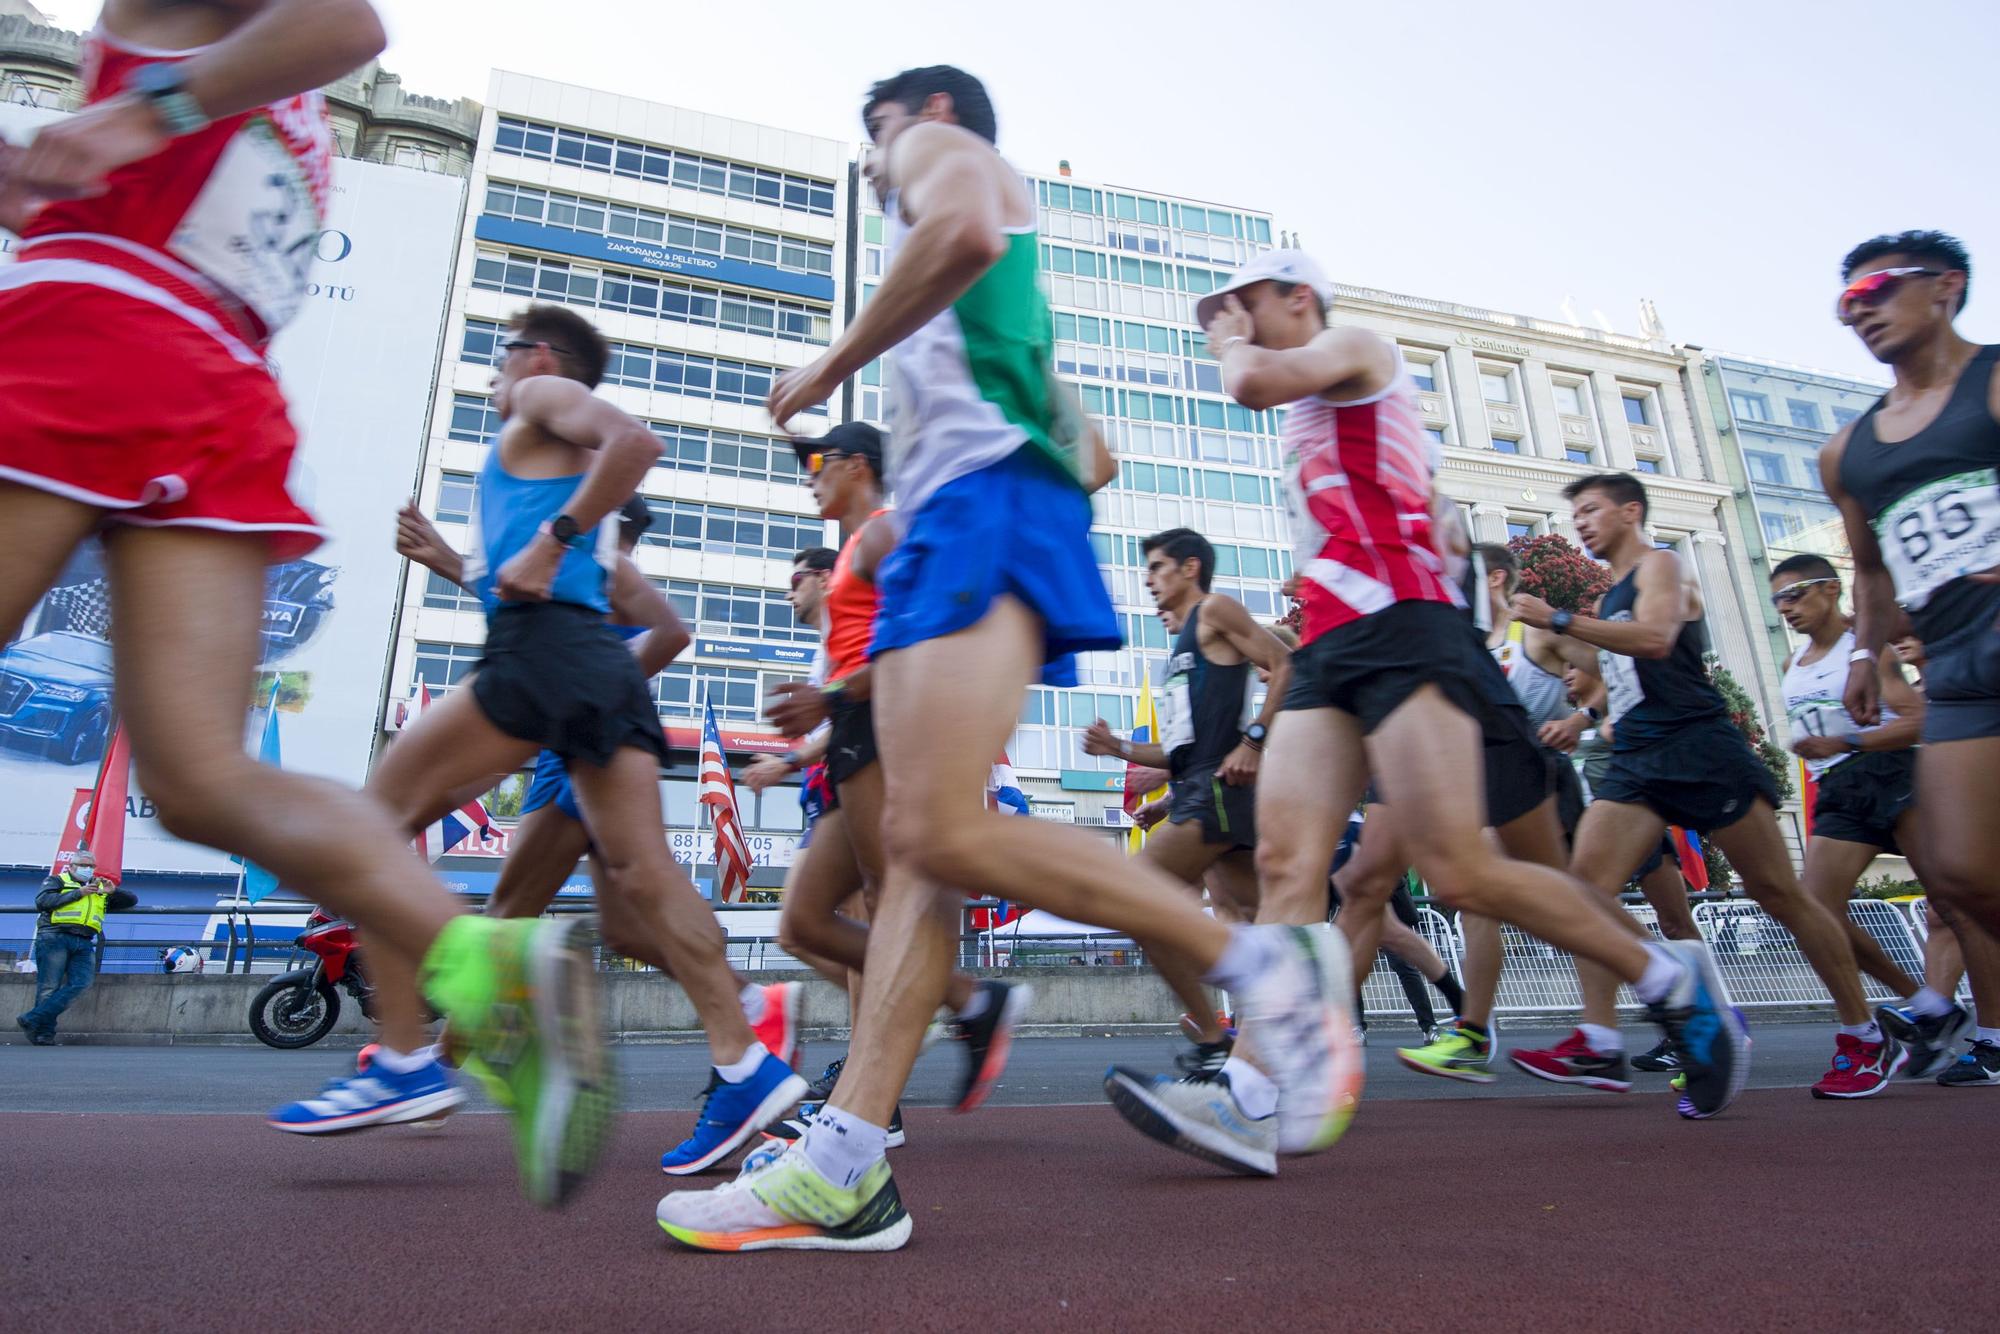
[0,104,466,872]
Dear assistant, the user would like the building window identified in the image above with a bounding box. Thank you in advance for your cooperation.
[1423,426,1448,447]
[435,471,476,524]
[412,641,482,690]
[471,249,831,345]
[421,570,480,612]
[448,393,501,444]
[1554,381,1588,417]
[1729,390,1771,423]
[1787,399,1822,431]
[1831,406,1862,429]
[2,75,68,109]
[391,141,446,172]
[652,578,816,644]
[492,115,836,217]
[461,319,825,416]
[1565,446,1594,465]
[639,498,825,562]
[653,663,761,722]
[1404,354,1440,394]
[1633,457,1662,475]
[1622,393,1652,426]
[1480,369,1515,404]
[1506,517,1539,541]
[482,180,834,277]
[1745,451,1788,485]
[1492,436,1522,455]
[1761,511,1806,544]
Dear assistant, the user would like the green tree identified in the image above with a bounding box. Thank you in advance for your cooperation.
[1508,533,1614,612]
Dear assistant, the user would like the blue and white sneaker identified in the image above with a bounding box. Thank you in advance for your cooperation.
[1645,940,1750,1120]
[268,1056,465,1134]
[660,1052,808,1176]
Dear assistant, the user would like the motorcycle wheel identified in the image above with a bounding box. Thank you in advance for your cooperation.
[249,970,342,1049]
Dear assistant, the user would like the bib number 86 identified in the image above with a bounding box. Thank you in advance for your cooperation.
[1893,489,1976,563]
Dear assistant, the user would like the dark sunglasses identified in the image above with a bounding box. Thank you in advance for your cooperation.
[806,450,852,475]
[1836,267,1941,323]
[1770,576,1835,608]
[500,337,568,356]
[790,570,825,588]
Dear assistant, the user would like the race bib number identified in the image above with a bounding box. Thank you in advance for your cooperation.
[1598,635,1644,725]
[1874,469,2000,610]
[170,120,323,334]
[1160,665,1195,757]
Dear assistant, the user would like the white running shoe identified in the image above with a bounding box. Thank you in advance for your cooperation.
[1236,923,1362,1155]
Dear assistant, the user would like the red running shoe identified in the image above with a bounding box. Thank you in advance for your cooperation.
[1810,1033,1907,1099]
[751,982,801,1067]
[1509,1029,1632,1092]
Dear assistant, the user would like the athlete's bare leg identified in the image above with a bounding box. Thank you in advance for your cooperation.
[1459,913,1501,1028]
[775,809,872,987]
[834,759,975,1013]
[1637,860,1701,941]
[0,486,106,641]
[1368,690,1655,982]
[1204,852,1259,924]
[826,598,1237,1126]
[1331,809,1407,978]
[1926,893,2000,1024]
[1924,903,1966,999]
[1708,800,1870,1025]
[1803,835,1920,997]
[486,804,593,920]
[1255,708,1368,928]
[1566,800,1674,1028]
[1914,738,2000,941]
[1132,818,1239,1042]
[100,529,462,985]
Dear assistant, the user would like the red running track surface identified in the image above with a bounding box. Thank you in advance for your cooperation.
[7,1089,1993,1331]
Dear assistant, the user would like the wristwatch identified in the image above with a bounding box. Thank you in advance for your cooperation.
[545,514,590,550]
[127,61,211,137]
[1550,609,1575,635]
[781,750,804,771]
[1243,722,1268,750]
[1585,706,1603,723]
[1840,731,1865,752]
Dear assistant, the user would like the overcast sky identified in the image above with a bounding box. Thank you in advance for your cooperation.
[33,0,2000,381]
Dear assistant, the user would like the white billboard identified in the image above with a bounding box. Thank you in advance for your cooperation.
[0,105,465,872]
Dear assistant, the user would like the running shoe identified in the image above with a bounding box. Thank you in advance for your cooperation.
[1648,939,1750,1120]
[1235,923,1363,1155]
[1398,1025,1497,1084]
[1103,1066,1278,1177]
[660,1052,810,1175]
[949,979,1032,1113]
[1508,1030,1632,1092]
[1937,1038,2000,1087]
[765,1101,905,1149]
[1175,1036,1234,1081]
[1810,1033,1906,1099]
[803,1056,845,1102]
[1631,1038,1682,1073]
[268,1053,465,1133]
[1876,1001,1971,1080]
[657,1140,912,1252]
[417,915,615,1207]
[750,982,802,1067]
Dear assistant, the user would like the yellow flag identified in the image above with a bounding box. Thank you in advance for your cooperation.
[1126,678,1171,853]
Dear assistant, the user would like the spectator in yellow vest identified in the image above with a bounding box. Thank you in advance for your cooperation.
[15,850,135,1046]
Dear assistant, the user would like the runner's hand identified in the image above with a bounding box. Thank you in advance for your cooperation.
[1538,713,1587,753]
[740,755,791,794]
[1217,740,1260,786]
[1203,295,1254,356]
[765,681,830,735]
[396,502,456,573]
[1891,636,1926,668]
[1792,735,1851,761]
[1081,718,1120,757]
[1511,593,1557,630]
[1842,659,1881,727]
[494,534,562,602]
[767,358,837,431]
[1133,797,1168,830]
[5,95,166,213]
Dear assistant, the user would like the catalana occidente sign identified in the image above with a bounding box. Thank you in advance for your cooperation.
[473,215,835,303]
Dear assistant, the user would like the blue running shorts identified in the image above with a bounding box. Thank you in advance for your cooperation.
[519,748,582,822]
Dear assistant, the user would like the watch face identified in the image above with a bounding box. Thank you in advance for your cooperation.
[550,515,580,541]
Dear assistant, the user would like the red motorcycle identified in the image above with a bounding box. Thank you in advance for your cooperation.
[249,908,416,1050]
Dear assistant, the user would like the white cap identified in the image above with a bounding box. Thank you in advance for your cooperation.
[1194,249,1335,329]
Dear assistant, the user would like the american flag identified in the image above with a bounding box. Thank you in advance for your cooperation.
[409,684,497,862]
[699,703,753,903]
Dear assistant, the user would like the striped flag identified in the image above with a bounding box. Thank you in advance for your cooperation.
[700,703,753,903]
[410,684,497,862]
[1124,678,1169,852]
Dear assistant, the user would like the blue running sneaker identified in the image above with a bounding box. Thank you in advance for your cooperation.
[1645,939,1750,1120]
[660,1052,808,1176]
[268,1055,464,1134]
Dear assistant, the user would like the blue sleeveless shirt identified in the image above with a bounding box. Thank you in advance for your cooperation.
[464,448,615,613]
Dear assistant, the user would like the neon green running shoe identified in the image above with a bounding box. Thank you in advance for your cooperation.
[1396,1025,1498,1084]
[657,1140,912,1252]
[421,915,615,1207]
[1670,1071,1688,1094]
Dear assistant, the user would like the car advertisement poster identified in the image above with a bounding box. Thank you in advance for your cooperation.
[0,104,467,873]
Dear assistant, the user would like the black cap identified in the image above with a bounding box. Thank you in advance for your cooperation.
[791,422,884,477]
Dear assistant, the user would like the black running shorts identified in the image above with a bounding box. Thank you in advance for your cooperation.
[1920,625,2000,743]
[1166,765,1257,849]
[826,696,880,788]
[1633,833,1678,883]
[1810,749,1917,852]
[471,603,668,769]
[1594,718,1778,834]
[1284,601,1508,739]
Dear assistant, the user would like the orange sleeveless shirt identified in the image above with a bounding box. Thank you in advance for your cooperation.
[823,509,888,681]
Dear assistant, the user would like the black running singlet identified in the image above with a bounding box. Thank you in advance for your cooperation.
[1837,344,2000,648]
[1595,565,1724,750]
[1160,599,1252,777]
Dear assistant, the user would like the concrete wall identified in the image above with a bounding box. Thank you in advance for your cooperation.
[2,967,1193,1044]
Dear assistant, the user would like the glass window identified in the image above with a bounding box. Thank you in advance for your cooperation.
[1480,370,1514,404]
[1492,436,1521,455]
[1564,447,1593,465]
[1761,511,1805,543]
[1786,399,1822,431]
[481,180,833,276]
[1406,357,1438,394]
[421,571,478,612]
[1622,393,1651,425]
[1634,457,1662,475]
[1745,450,1788,485]
[1554,382,1586,416]
[413,641,481,689]
[491,116,837,217]
[1423,426,1448,446]
[1506,519,1536,541]
[434,472,476,524]
[1831,406,1862,429]
[1729,390,1771,423]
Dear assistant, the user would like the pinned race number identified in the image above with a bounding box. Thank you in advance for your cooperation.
[1875,469,2000,610]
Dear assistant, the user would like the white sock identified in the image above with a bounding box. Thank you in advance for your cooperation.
[368,1044,432,1075]
[1632,943,1683,1007]
[955,985,992,1023]
[1838,1021,1883,1043]
[1205,926,1272,993]
[800,1105,889,1189]
[716,1041,770,1084]
[1580,1023,1624,1056]
[1905,986,1954,1019]
[1219,1055,1277,1119]
[740,984,768,1026]
[1977,1027,2000,1047]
